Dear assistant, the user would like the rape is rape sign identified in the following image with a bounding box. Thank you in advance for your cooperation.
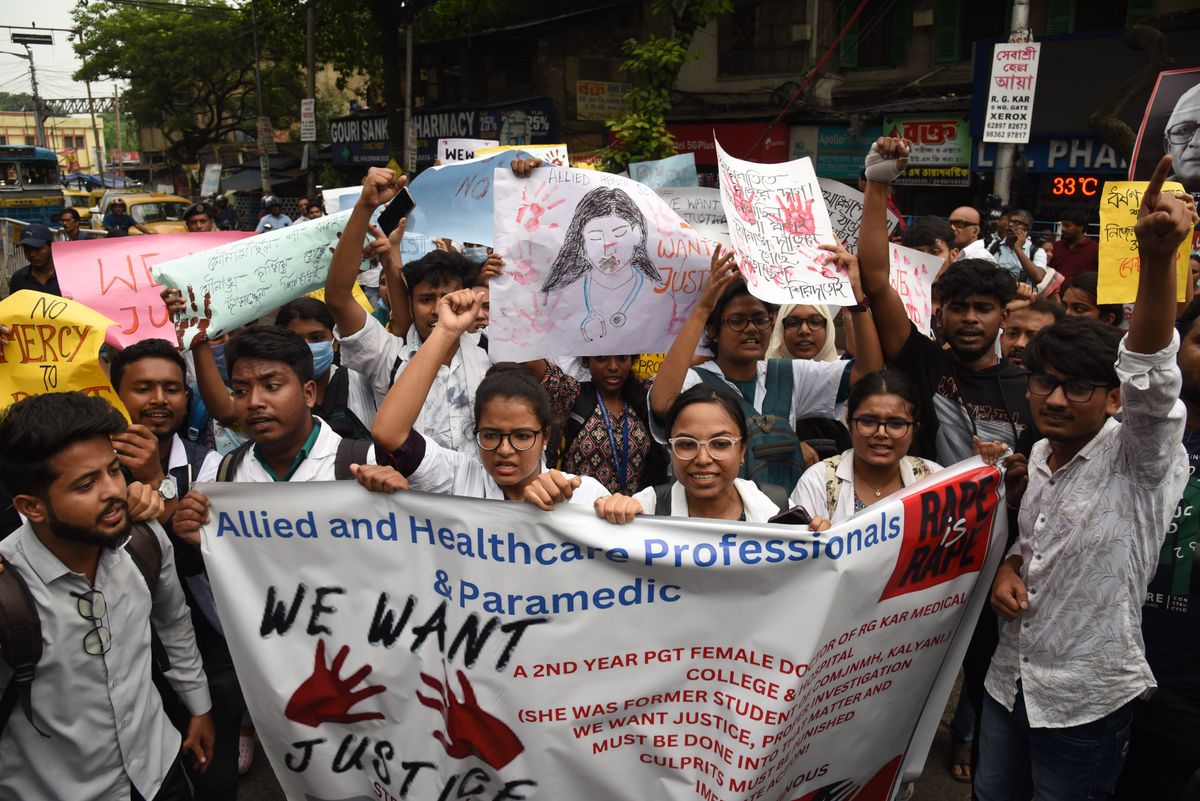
[200,459,1006,801]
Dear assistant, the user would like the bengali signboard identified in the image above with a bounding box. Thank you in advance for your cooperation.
[983,43,1041,144]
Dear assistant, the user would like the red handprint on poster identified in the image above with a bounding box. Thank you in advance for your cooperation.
[516,184,564,233]
[767,192,817,237]
[723,170,758,225]
[416,667,525,771]
[284,640,387,728]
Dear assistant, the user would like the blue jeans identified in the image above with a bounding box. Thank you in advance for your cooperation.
[975,687,1133,801]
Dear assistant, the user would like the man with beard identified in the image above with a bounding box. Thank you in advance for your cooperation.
[980,155,1196,801]
[0,391,214,800]
[1115,296,1200,800]
[1001,299,1064,369]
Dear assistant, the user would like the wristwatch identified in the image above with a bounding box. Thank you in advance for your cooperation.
[157,475,179,501]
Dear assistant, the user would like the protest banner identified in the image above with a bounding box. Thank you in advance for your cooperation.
[1097,180,1190,304]
[438,138,500,163]
[983,43,1040,144]
[629,153,699,190]
[817,179,901,254]
[476,143,570,168]
[0,290,126,417]
[1129,68,1200,201]
[487,167,715,361]
[53,232,251,349]
[889,243,940,338]
[153,210,353,349]
[631,352,665,381]
[716,141,852,307]
[655,187,731,247]
[405,150,534,247]
[200,457,1006,801]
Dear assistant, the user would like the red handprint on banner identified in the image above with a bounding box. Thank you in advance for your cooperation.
[767,192,817,237]
[416,667,525,771]
[516,184,564,233]
[284,640,387,728]
[724,175,758,225]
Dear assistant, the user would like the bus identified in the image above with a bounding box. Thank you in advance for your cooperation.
[0,145,63,225]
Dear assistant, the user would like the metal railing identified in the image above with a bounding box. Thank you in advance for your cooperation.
[0,218,107,300]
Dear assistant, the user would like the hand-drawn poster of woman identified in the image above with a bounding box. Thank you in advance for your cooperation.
[540,187,664,341]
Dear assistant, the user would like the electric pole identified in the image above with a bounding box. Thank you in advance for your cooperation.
[23,45,46,148]
[114,83,124,177]
[992,0,1031,205]
[251,0,271,195]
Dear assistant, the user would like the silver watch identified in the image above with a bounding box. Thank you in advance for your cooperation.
[157,475,179,501]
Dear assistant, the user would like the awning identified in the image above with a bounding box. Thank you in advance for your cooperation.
[220,168,306,192]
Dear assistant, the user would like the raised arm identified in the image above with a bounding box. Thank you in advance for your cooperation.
[859,138,917,361]
[649,245,739,419]
[326,168,404,338]
[380,217,413,336]
[372,289,480,451]
[191,339,236,426]
[1128,155,1198,354]
[820,242,883,384]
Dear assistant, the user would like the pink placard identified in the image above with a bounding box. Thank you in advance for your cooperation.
[53,232,251,348]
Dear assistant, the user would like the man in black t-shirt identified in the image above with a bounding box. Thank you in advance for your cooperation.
[1116,298,1200,800]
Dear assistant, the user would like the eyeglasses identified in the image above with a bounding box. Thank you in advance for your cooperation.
[782,315,827,331]
[1027,373,1110,403]
[948,219,979,229]
[72,589,112,656]
[668,436,742,460]
[475,428,542,452]
[1166,122,1200,145]
[851,417,913,438]
[723,315,773,332]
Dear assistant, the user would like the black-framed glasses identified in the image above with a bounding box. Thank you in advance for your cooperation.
[782,315,827,331]
[852,417,913,438]
[1027,373,1110,403]
[723,315,773,332]
[1166,122,1200,145]
[668,435,742,460]
[475,428,543,452]
[948,219,978,229]
[72,589,112,656]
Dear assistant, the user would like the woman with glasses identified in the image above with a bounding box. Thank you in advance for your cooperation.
[766,304,839,362]
[648,244,882,489]
[366,288,610,505]
[593,385,785,523]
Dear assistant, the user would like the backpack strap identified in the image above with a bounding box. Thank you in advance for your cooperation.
[755,481,790,512]
[335,438,374,481]
[0,563,49,737]
[825,454,844,517]
[762,359,795,419]
[652,483,674,516]
[125,523,170,674]
[694,368,757,421]
[215,440,254,483]
[560,383,599,469]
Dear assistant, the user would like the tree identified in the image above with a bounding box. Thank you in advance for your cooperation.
[0,92,34,112]
[73,0,304,165]
[602,0,732,173]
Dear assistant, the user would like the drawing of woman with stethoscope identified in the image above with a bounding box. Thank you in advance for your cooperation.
[541,187,664,342]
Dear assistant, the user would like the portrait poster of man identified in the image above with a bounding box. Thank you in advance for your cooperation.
[1130,67,1200,200]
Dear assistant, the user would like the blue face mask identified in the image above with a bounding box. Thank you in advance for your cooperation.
[309,340,335,378]
[463,246,489,267]
[209,342,229,384]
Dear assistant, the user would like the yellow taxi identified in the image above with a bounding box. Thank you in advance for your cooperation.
[63,189,103,222]
[101,193,192,235]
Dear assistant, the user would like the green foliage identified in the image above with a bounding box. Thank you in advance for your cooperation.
[0,92,34,112]
[73,0,304,164]
[601,0,733,173]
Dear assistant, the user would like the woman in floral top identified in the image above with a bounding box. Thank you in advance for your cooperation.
[525,355,669,495]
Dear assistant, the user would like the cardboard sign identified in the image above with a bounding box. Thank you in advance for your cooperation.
[438,138,500,163]
[817,179,901,254]
[655,187,730,247]
[405,150,534,247]
[476,143,570,168]
[983,43,1041,144]
[629,153,699,190]
[1097,180,1190,304]
[889,243,941,338]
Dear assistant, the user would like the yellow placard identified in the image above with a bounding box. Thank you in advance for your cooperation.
[632,353,665,382]
[1097,181,1190,304]
[307,282,373,313]
[0,290,129,419]
[475,143,570,168]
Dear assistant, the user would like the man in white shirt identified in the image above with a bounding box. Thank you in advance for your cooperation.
[0,392,214,801]
[324,168,490,453]
[976,156,1198,801]
[993,209,1048,287]
[254,195,292,234]
[949,206,998,264]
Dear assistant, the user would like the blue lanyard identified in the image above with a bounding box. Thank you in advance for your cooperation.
[596,395,630,491]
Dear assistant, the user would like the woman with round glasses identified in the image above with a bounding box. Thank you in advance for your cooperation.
[365,289,610,505]
[766,304,839,362]
[593,385,785,523]
[789,369,941,521]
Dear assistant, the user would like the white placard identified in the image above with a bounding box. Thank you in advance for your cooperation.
[438,138,500,163]
[300,98,316,142]
[983,43,1041,144]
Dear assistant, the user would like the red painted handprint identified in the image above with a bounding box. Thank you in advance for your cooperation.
[767,193,817,237]
[416,668,524,771]
[516,184,564,233]
[285,640,387,728]
[723,170,757,225]
[172,285,213,349]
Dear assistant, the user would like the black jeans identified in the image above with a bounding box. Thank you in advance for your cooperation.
[1115,685,1200,801]
[131,759,191,801]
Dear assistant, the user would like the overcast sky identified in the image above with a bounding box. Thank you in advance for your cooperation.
[0,0,122,101]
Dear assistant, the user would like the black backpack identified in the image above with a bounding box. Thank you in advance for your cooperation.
[693,361,808,490]
[0,523,168,737]
[215,436,372,482]
[557,381,669,489]
[313,367,373,442]
[650,481,789,516]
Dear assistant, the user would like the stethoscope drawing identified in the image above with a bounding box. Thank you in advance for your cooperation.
[581,269,644,341]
